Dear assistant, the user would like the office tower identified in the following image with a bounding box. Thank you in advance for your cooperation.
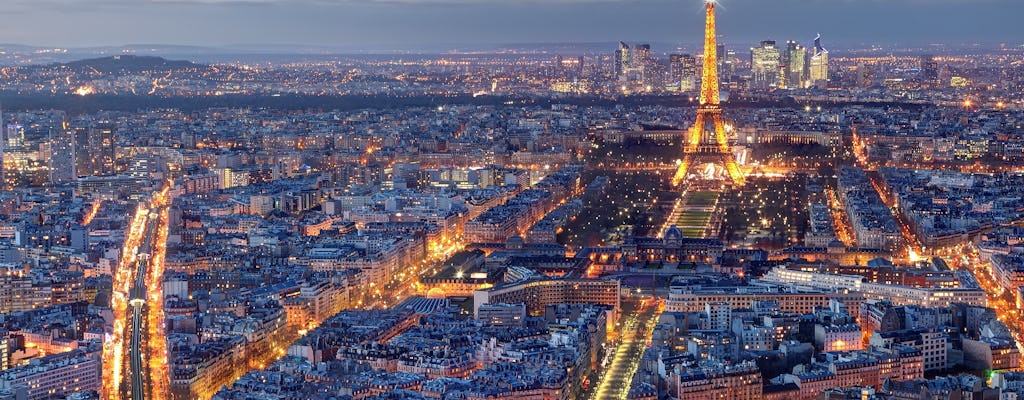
[670,54,698,92]
[920,54,939,85]
[3,123,24,149]
[74,123,117,177]
[72,126,89,177]
[634,44,652,77]
[48,125,76,184]
[783,40,807,89]
[716,44,730,84]
[614,42,631,81]
[634,43,651,84]
[634,44,651,67]
[809,34,829,84]
[92,123,116,176]
[750,40,780,89]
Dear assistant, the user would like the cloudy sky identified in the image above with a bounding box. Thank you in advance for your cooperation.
[1,0,1022,50]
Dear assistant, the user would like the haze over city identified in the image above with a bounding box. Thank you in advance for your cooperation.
[1,0,1023,50]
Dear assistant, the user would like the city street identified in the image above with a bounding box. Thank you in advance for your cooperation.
[592,299,662,400]
[960,244,1024,366]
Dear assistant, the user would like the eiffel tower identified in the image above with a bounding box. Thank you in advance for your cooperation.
[673,0,745,187]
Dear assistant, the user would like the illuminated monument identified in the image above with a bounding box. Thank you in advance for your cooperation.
[673,0,745,186]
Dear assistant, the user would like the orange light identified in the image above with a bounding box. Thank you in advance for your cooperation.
[74,86,95,96]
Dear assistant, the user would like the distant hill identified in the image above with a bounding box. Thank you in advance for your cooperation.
[55,55,207,73]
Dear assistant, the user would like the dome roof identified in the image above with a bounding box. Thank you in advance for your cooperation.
[664,225,683,240]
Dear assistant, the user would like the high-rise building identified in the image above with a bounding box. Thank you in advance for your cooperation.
[44,112,73,185]
[634,44,655,86]
[809,34,829,85]
[920,54,939,85]
[74,122,117,177]
[3,123,24,149]
[48,118,75,184]
[670,53,698,92]
[91,123,116,176]
[614,42,631,82]
[750,40,780,89]
[716,44,733,84]
[72,126,89,177]
[634,44,651,67]
[783,40,807,89]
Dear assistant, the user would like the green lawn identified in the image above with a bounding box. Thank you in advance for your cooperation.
[686,191,719,207]
[681,227,706,237]
[673,209,713,238]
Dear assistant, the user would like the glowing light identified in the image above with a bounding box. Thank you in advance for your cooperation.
[82,201,102,226]
[74,86,95,96]
[963,99,973,108]
[908,249,924,263]
[102,180,173,400]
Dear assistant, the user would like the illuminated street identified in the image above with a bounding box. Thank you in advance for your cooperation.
[81,200,102,226]
[960,244,1024,366]
[0,0,1023,399]
[592,299,662,400]
[102,181,173,400]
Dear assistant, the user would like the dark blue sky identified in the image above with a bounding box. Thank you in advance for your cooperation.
[2,0,1022,51]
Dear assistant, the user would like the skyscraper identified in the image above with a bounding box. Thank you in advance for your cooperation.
[716,43,734,84]
[670,53,698,92]
[73,126,89,177]
[920,54,939,85]
[809,34,829,85]
[783,40,807,89]
[614,42,631,82]
[48,116,76,184]
[634,44,653,85]
[634,44,651,67]
[751,40,780,89]
[74,122,117,177]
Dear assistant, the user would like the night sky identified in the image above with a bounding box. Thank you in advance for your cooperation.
[1,0,1022,51]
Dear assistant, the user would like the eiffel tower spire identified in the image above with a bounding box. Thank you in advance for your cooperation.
[699,0,720,107]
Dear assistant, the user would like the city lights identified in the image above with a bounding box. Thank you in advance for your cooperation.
[0,1,1022,399]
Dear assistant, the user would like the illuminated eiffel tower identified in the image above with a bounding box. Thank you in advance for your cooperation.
[673,0,745,187]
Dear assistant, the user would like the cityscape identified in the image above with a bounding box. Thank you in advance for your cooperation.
[0,0,1023,399]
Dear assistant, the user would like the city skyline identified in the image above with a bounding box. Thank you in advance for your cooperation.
[3,1,1024,400]
[1,0,1023,51]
